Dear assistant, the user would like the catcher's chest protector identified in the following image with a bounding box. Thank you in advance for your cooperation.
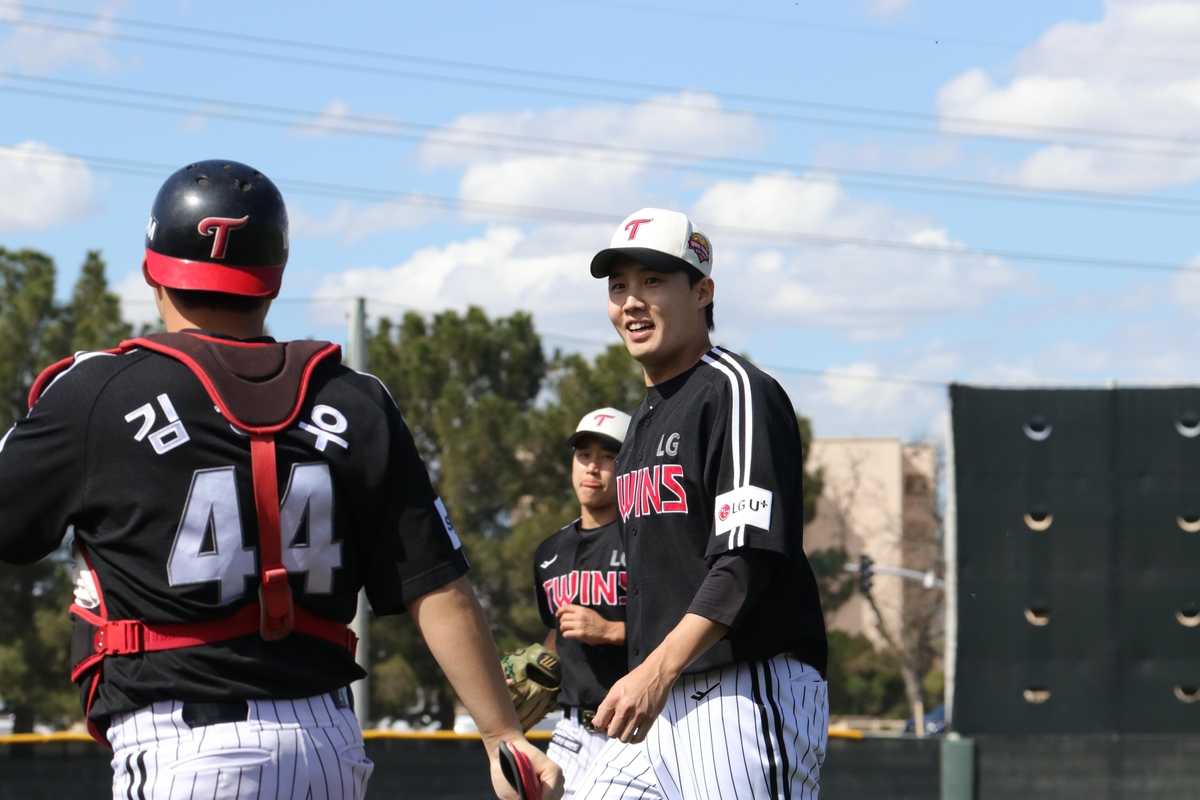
[31,332,355,745]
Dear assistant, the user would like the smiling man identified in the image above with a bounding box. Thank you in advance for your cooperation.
[574,208,829,799]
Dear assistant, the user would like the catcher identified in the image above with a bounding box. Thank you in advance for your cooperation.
[507,408,630,798]
[0,160,561,800]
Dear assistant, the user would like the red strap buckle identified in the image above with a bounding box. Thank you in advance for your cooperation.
[261,567,291,619]
[262,567,289,586]
[94,620,144,655]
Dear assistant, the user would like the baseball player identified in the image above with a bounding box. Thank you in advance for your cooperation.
[0,160,561,800]
[575,208,829,799]
[534,408,631,798]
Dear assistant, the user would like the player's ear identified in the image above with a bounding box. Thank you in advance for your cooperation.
[695,276,714,308]
[142,259,162,289]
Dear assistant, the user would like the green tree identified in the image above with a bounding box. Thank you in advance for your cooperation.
[0,249,66,425]
[66,250,131,352]
[0,248,129,732]
[366,307,546,727]
[825,630,908,717]
[797,413,823,526]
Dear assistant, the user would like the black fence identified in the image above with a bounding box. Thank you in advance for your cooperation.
[951,386,1200,735]
[4,735,1200,799]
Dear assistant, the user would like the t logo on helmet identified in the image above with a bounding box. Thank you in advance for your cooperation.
[197,215,250,259]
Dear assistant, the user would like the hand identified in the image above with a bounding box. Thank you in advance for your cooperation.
[488,736,564,800]
[555,604,623,646]
[591,655,675,744]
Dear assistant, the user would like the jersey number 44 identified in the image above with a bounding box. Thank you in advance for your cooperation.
[167,463,342,603]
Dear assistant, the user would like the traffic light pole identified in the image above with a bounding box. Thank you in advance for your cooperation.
[843,560,946,590]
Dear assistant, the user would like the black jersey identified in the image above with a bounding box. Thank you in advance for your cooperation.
[0,335,468,723]
[615,346,827,675]
[534,520,627,709]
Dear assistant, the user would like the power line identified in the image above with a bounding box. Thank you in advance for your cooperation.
[119,294,1189,389]
[118,291,946,385]
[5,71,1200,219]
[552,0,1200,70]
[8,9,1200,159]
[123,297,1198,390]
[4,143,1196,276]
[14,0,1200,89]
[4,2,1195,145]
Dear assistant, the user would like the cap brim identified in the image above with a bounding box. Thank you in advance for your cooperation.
[590,247,694,279]
[568,431,623,451]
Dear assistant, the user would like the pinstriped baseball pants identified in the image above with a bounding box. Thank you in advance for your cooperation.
[574,655,828,800]
[106,694,372,800]
[547,713,611,799]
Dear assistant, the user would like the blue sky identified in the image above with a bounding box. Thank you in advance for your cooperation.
[2,0,1199,439]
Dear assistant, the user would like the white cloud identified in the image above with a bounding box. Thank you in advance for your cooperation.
[422,91,765,168]
[313,168,1024,347]
[422,91,768,213]
[937,0,1200,191]
[692,174,1020,339]
[0,142,96,233]
[312,225,615,339]
[774,361,947,439]
[458,156,650,218]
[293,99,398,138]
[0,3,120,75]
[298,99,353,137]
[114,269,161,328]
[312,172,1020,345]
[1171,253,1200,315]
[288,199,445,244]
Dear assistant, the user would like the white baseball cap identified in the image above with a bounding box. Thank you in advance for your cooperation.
[567,407,632,451]
[590,207,713,279]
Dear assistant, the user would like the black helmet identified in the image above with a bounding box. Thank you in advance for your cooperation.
[144,160,288,297]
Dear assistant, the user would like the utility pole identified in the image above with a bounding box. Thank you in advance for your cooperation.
[346,297,370,730]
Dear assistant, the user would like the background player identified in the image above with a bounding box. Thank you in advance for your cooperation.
[0,160,560,800]
[576,208,829,798]
[534,408,631,798]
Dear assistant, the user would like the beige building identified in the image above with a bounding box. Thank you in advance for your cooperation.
[804,438,941,650]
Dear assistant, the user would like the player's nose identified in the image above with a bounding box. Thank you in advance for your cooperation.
[621,292,646,311]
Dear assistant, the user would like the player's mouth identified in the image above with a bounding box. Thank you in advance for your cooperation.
[580,481,603,489]
[626,319,655,343]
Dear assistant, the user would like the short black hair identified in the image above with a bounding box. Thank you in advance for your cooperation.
[165,287,268,315]
[684,267,715,332]
[572,433,622,454]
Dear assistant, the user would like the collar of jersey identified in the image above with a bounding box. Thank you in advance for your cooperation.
[179,328,278,346]
[646,359,704,405]
[577,519,617,537]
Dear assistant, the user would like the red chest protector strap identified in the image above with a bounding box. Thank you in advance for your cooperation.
[33,334,349,745]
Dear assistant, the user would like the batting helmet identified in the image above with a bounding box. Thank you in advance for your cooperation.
[144,160,288,297]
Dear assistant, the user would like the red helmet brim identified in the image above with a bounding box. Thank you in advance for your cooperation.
[145,249,284,298]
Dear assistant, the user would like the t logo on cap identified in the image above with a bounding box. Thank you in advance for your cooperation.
[594,413,614,425]
[624,218,653,240]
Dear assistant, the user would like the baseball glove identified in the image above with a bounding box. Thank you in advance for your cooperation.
[502,643,562,732]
